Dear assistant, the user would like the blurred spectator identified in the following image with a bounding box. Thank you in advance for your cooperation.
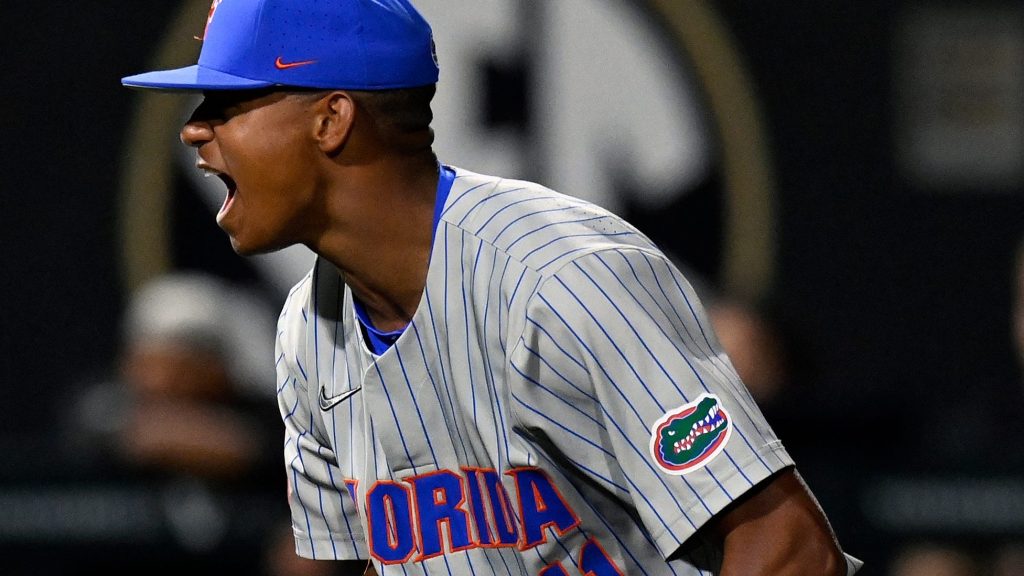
[993,542,1024,576]
[664,258,808,451]
[889,543,981,576]
[59,271,340,574]
[706,298,789,406]
[68,272,280,482]
[701,294,831,465]
[658,256,788,403]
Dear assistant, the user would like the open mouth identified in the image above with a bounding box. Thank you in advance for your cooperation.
[217,173,237,211]
[200,165,237,216]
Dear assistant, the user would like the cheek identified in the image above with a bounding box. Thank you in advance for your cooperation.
[246,140,318,242]
[236,129,315,201]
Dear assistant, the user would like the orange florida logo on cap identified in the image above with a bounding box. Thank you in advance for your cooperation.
[196,0,224,41]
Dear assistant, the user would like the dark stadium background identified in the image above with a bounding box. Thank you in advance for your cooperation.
[2,1,1022,574]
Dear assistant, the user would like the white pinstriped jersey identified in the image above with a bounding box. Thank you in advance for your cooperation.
[276,167,797,575]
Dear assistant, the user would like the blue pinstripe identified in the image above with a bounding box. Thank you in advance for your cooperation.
[422,286,473,462]
[642,254,763,421]
[283,394,300,421]
[312,262,341,558]
[600,251,769,481]
[506,268,531,317]
[329,276,361,554]
[656,258,787,468]
[318,465,339,559]
[495,255,513,355]
[538,242,635,272]
[292,466,318,560]
[392,343,440,467]
[510,361,696,540]
[509,361,605,431]
[532,292,707,524]
[509,389,615,459]
[473,194,543,235]
[552,536,582,572]
[460,230,478,421]
[440,180,496,220]
[372,360,420,476]
[638,253,774,474]
[369,420,415,576]
[293,425,326,561]
[567,259,736,498]
[277,376,294,395]
[479,242,513,468]
[510,396,625,495]
[457,186,526,228]
[530,449,671,576]
[503,215,610,253]
[489,203,580,246]
[543,282,669,414]
[522,319,587,372]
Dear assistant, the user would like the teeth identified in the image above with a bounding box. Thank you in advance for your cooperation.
[197,162,223,178]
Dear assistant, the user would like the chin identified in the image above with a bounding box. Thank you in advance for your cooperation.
[228,233,294,256]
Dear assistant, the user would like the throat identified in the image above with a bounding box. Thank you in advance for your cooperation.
[349,164,456,330]
[352,295,408,354]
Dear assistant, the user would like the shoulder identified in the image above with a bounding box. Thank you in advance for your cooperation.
[281,265,314,320]
[276,262,316,355]
[440,166,662,277]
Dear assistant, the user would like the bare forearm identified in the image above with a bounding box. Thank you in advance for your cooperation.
[716,469,845,576]
[719,529,844,576]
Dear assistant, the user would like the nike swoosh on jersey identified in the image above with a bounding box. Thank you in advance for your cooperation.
[319,386,361,411]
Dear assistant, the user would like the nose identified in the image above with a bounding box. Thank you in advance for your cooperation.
[180,117,214,148]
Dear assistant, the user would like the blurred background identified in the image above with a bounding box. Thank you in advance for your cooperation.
[2,0,1023,574]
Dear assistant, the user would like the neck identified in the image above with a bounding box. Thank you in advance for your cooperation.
[308,155,439,331]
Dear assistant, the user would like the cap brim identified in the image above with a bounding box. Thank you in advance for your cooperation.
[121,65,276,91]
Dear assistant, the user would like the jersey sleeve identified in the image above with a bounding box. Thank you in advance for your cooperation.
[509,247,793,559]
[276,275,368,560]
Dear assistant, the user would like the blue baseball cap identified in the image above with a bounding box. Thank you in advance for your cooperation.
[122,0,439,91]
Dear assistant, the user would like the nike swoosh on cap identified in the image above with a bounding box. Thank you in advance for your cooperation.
[319,386,361,411]
[275,56,317,70]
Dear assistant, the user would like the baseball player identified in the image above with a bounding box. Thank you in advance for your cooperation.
[122,0,861,574]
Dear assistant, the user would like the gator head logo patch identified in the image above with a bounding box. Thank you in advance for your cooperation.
[650,393,731,475]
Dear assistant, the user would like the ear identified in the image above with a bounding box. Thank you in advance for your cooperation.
[313,91,356,155]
